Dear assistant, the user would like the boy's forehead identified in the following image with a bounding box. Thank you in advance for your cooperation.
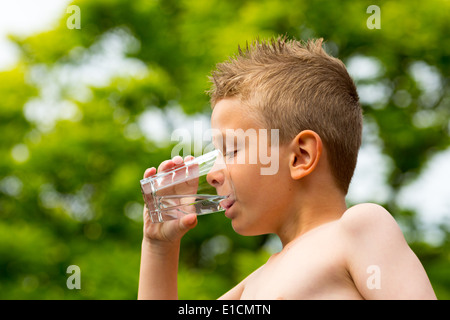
[211,98,256,130]
[210,98,266,149]
[211,98,240,124]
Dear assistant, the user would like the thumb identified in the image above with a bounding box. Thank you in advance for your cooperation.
[178,214,198,234]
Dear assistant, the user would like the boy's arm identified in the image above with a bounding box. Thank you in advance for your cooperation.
[138,159,197,300]
[138,239,181,299]
[138,214,197,300]
[342,203,436,299]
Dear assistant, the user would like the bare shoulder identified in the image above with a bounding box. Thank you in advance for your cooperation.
[340,203,404,240]
[341,203,396,225]
[339,203,436,299]
[339,203,410,260]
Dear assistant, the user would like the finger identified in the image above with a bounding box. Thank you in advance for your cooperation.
[186,162,199,188]
[172,155,190,186]
[179,213,198,233]
[141,168,156,198]
[183,156,197,188]
[157,159,173,173]
[157,156,185,173]
[143,167,156,178]
[172,155,183,166]
[159,158,183,189]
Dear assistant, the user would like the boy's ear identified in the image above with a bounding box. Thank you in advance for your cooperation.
[289,130,323,180]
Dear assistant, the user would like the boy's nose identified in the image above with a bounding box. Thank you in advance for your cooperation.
[206,169,225,189]
[206,150,228,190]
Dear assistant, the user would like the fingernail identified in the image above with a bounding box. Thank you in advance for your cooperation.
[172,156,183,164]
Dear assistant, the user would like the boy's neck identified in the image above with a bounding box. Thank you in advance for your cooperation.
[276,189,348,248]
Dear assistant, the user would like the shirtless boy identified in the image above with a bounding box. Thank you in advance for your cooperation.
[138,37,436,299]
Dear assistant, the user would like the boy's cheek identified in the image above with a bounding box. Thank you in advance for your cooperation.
[228,163,259,180]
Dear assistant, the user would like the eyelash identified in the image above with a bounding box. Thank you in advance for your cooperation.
[225,150,238,158]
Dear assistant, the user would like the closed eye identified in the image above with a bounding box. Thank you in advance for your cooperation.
[225,150,238,159]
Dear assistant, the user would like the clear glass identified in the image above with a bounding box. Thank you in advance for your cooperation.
[140,150,234,223]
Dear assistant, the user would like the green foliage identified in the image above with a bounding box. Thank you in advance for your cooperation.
[0,0,449,299]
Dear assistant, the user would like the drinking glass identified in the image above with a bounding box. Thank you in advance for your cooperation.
[140,149,235,223]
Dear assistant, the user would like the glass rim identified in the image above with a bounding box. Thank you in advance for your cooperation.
[139,149,224,185]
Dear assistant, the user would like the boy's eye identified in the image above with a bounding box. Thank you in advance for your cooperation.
[225,150,238,158]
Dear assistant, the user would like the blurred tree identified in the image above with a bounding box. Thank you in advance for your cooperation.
[0,0,448,299]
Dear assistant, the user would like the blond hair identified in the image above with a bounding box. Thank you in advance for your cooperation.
[208,36,362,194]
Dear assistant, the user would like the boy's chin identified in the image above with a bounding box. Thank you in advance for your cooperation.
[230,218,267,237]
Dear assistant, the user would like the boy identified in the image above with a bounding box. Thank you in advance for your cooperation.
[138,37,436,299]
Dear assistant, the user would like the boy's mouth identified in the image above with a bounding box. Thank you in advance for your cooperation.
[220,196,235,211]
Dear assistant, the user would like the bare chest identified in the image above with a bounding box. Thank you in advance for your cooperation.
[240,234,361,299]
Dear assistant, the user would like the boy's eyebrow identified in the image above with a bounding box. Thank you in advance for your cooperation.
[212,131,236,152]
[212,132,226,152]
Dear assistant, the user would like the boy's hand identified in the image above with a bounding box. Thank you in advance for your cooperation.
[142,156,198,247]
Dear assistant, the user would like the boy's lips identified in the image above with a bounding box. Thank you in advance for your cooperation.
[220,196,235,213]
